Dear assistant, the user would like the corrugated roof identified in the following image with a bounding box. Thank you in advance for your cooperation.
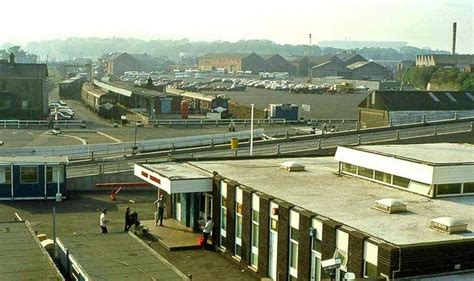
[431,54,474,65]
[359,91,474,111]
[0,63,48,78]
[346,61,372,69]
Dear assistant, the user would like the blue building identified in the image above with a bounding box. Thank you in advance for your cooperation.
[0,156,68,200]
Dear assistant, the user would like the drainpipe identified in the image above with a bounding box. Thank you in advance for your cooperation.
[392,246,402,280]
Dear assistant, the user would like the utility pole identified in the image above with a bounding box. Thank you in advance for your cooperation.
[250,104,254,156]
[308,33,312,82]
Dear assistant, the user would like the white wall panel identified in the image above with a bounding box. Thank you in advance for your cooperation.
[363,241,378,265]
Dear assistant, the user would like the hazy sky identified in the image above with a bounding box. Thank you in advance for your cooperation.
[2,0,473,53]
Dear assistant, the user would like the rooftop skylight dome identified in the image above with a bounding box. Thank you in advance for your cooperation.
[430,217,468,234]
[372,198,407,214]
[279,161,305,172]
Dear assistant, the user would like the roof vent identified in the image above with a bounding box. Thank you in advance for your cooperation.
[430,217,468,234]
[372,198,407,214]
[279,161,305,172]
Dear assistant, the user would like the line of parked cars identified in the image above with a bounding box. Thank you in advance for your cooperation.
[48,101,75,120]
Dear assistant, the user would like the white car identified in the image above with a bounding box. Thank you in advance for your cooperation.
[50,112,73,120]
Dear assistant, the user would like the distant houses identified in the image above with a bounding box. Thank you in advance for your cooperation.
[0,53,49,119]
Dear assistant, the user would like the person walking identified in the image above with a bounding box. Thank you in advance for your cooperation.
[153,194,166,226]
[201,216,214,250]
[124,206,132,232]
[100,209,111,234]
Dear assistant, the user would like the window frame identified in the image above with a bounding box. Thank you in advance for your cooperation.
[20,166,38,184]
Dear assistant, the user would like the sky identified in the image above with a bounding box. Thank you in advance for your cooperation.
[1,0,473,53]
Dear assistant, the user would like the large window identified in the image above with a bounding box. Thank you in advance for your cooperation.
[251,208,259,269]
[220,182,227,248]
[374,171,392,184]
[363,241,379,278]
[235,187,243,258]
[20,166,38,183]
[342,163,357,174]
[464,182,474,193]
[289,227,299,273]
[437,183,462,195]
[393,175,410,188]
[1,167,11,184]
[357,167,374,178]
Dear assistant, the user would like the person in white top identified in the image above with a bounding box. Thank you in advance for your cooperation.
[201,216,214,249]
[100,209,111,233]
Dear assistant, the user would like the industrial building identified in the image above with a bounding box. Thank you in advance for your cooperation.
[357,90,474,128]
[346,61,393,80]
[0,53,48,119]
[198,53,267,74]
[100,52,140,76]
[134,143,474,280]
[415,54,474,72]
[0,156,68,200]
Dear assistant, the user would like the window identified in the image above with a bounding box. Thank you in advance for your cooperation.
[364,261,377,278]
[375,171,392,184]
[270,218,278,231]
[437,183,462,195]
[47,167,53,183]
[342,163,357,174]
[393,175,410,188]
[464,182,474,193]
[3,167,12,184]
[358,167,374,178]
[250,194,259,269]
[312,235,322,253]
[289,227,299,270]
[20,166,38,183]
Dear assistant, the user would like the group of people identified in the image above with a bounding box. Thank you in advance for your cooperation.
[99,193,214,251]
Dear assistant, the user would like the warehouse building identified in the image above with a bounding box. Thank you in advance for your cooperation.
[261,54,291,73]
[358,90,474,128]
[0,53,48,119]
[346,61,393,80]
[198,53,268,74]
[134,143,474,280]
[416,54,474,72]
[100,52,140,76]
[0,156,68,200]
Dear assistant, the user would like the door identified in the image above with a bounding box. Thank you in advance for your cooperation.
[268,230,278,280]
[175,194,182,221]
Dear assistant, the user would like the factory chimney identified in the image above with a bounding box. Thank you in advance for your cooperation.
[452,22,457,55]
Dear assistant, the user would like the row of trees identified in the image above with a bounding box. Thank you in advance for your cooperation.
[397,66,474,91]
[2,37,449,62]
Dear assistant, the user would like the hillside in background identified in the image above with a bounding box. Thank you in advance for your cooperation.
[1,37,450,62]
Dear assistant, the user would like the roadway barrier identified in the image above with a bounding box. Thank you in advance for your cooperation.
[148,118,289,126]
[0,129,264,158]
[0,119,86,128]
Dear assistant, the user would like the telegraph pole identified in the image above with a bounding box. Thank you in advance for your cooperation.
[308,33,312,81]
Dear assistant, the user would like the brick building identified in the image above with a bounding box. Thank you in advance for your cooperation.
[0,53,48,119]
[134,143,474,280]
[101,52,140,76]
[358,90,474,128]
[198,53,267,74]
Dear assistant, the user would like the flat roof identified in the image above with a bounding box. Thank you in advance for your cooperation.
[0,156,68,164]
[142,162,212,180]
[355,143,474,165]
[0,221,63,280]
[60,233,185,280]
[192,157,474,245]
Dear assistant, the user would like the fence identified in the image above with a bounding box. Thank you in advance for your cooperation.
[0,119,86,128]
[0,129,264,158]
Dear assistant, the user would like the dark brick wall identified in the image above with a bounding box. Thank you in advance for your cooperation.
[225,181,237,253]
[298,211,313,281]
[396,240,474,278]
[211,174,222,246]
[347,230,367,278]
[321,220,341,260]
[258,195,271,277]
[378,242,398,278]
[241,188,253,265]
[276,201,292,281]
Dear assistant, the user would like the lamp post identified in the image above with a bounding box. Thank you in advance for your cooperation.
[133,125,138,154]
[250,104,254,156]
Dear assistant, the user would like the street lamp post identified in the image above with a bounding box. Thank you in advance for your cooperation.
[250,104,254,156]
[133,125,138,154]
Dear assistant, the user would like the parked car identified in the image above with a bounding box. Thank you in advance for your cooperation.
[50,111,73,120]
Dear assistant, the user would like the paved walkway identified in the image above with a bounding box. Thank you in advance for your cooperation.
[142,219,201,250]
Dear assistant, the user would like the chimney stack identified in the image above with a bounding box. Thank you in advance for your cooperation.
[9,52,15,64]
[452,22,457,55]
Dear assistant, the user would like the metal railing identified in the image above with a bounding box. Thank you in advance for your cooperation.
[0,119,86,128]
[148,118,289,126]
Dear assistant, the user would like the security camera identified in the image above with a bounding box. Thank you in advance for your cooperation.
[321,258,341,271]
